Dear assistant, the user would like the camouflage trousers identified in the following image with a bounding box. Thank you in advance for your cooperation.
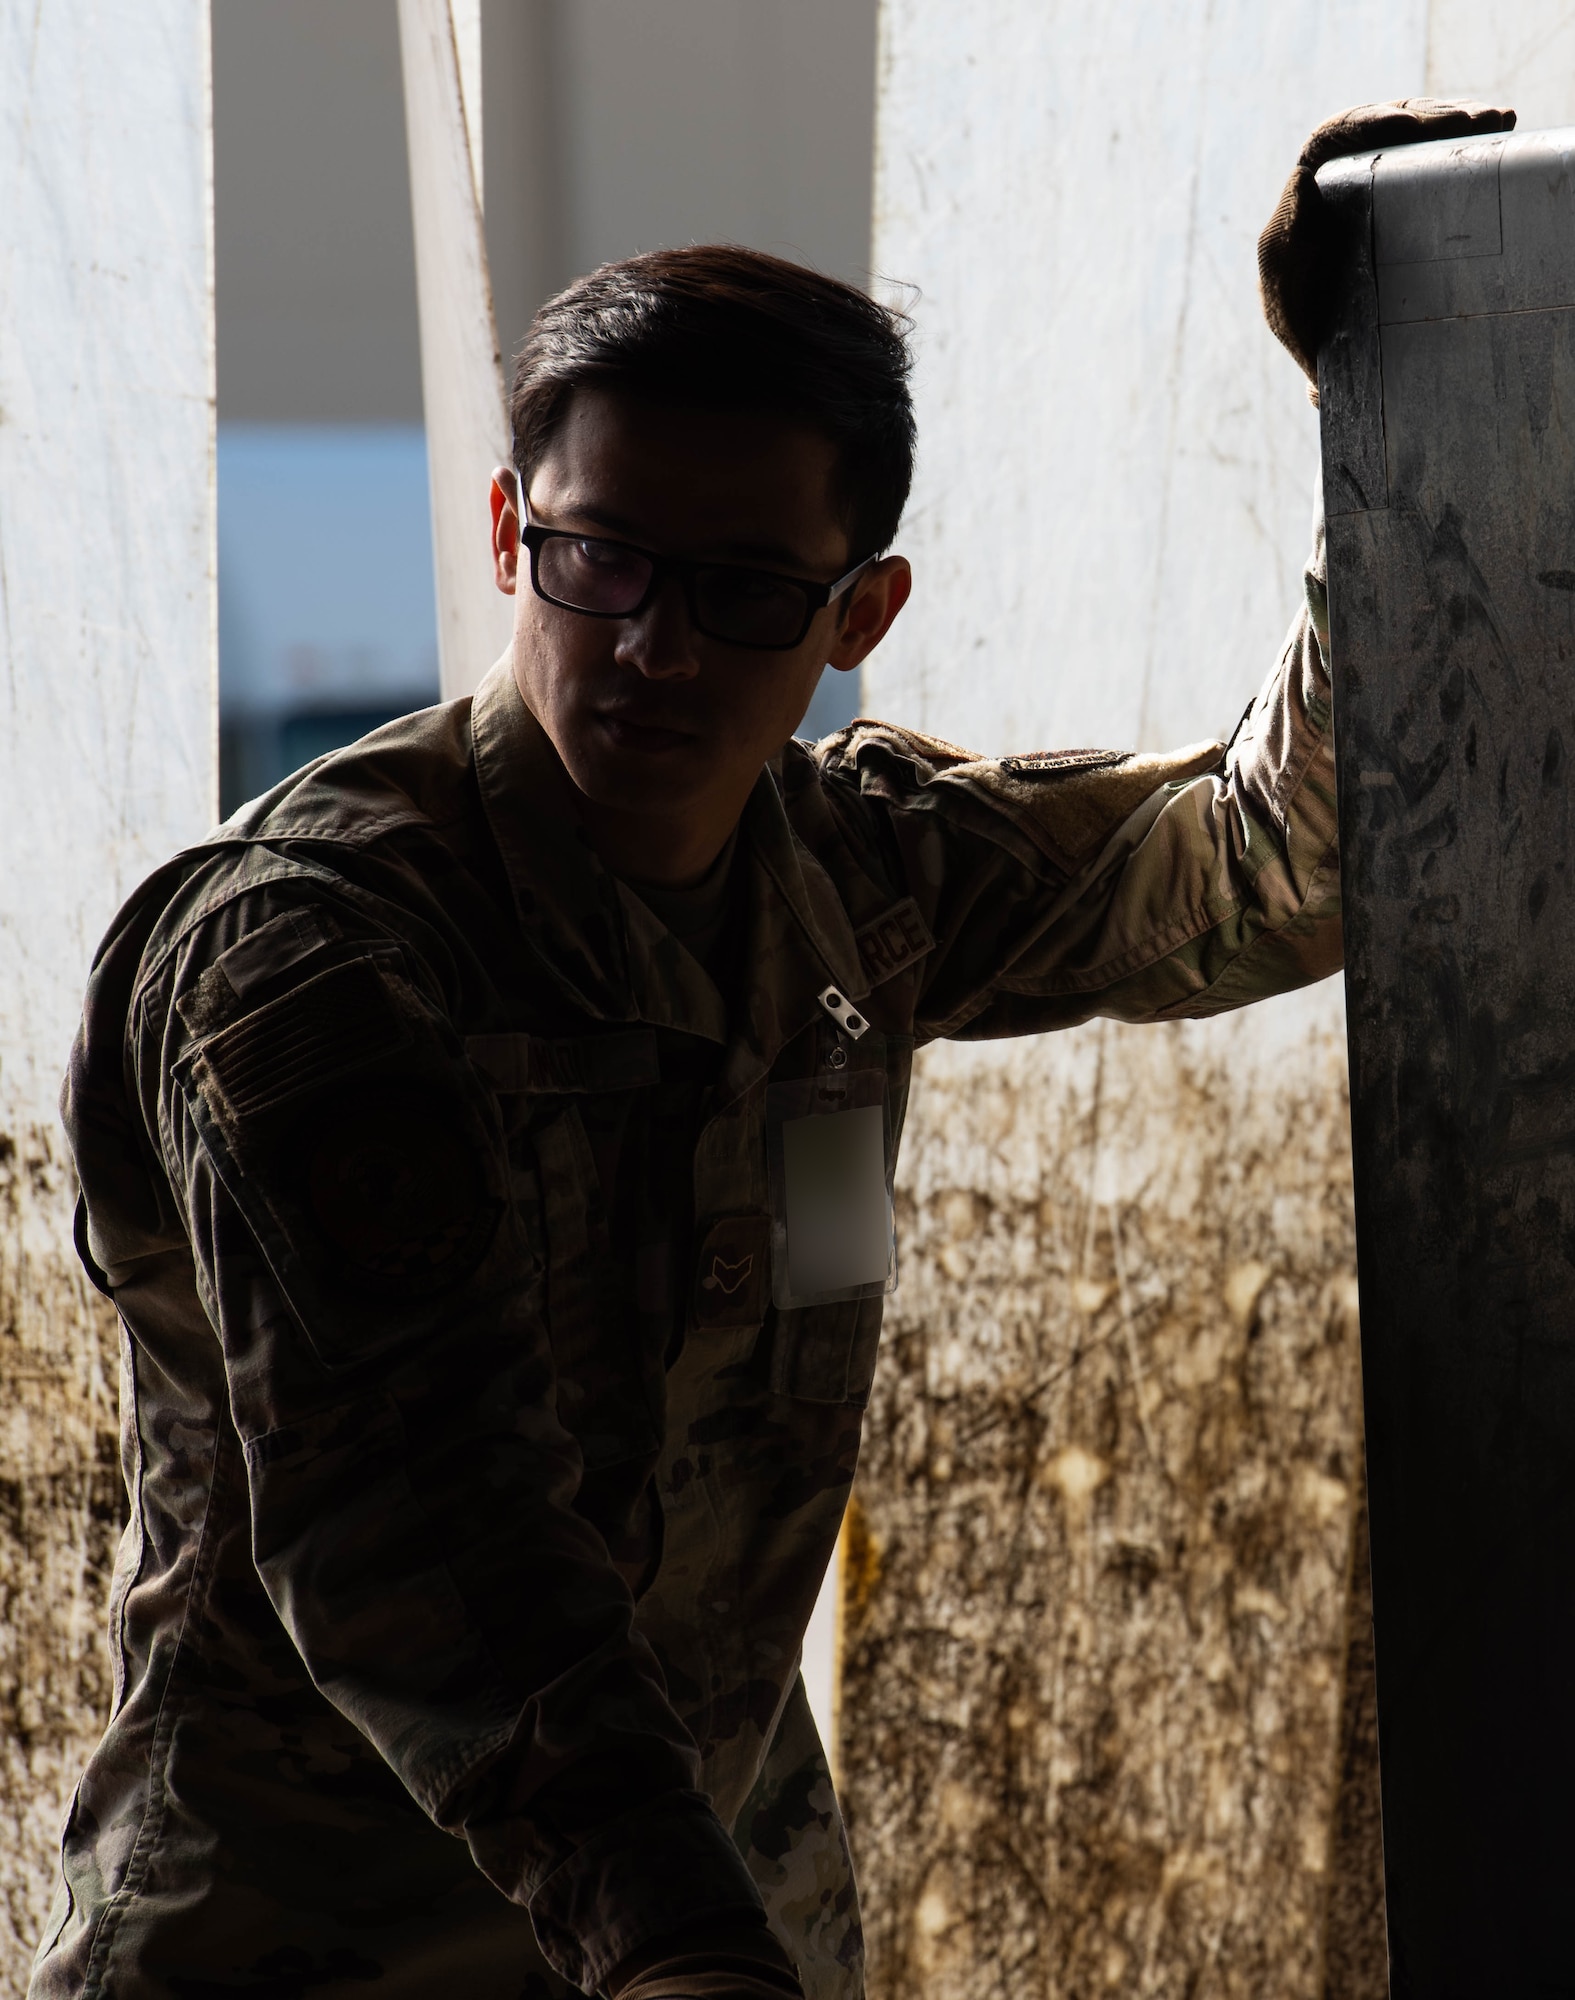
[31,1677,863,2000]
[523,1677,864,2000]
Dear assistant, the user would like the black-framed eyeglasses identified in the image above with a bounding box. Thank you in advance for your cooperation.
[518,502,875,651]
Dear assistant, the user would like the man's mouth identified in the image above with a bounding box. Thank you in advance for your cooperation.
[592,708,700,753]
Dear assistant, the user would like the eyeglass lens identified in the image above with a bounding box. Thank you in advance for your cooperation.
[535,534,813,647]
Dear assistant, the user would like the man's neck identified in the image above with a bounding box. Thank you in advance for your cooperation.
[575,792,746,889]
[511,673,758,887]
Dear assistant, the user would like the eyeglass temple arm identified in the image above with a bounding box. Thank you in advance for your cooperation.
[827,554,878,602]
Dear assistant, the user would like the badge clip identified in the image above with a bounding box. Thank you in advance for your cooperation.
[817,985,868,1040]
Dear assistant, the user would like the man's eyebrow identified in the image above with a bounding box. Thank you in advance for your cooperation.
[543,499,819,573]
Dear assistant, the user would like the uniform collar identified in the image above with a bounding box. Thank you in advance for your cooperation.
[470,661,869,1065]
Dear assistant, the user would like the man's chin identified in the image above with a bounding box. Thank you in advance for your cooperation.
[560,724,713,814]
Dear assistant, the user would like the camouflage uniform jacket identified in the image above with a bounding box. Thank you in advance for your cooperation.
[34,550,1338,2000]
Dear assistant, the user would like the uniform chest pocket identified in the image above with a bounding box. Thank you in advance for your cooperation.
[177,955,513,1369]
[768,1291,886,1407]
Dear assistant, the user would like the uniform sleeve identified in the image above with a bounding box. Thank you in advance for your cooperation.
[128,890,763,1993]
[823,518,1339,1039]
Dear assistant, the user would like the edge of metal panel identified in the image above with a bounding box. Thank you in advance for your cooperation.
[1317,151,1385,520]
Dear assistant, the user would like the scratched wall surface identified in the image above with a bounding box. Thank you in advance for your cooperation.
[849,0,1424,1990]
[0,1131,123,1977]
[0,2,215,1979]
[842,1003,1368,1997]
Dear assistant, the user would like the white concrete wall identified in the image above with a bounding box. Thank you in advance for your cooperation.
[398,0,513,698]
[0,0,215,1975]
[867,0,1416,752]
[1428,0,1575,130]
[1,2,217,1106]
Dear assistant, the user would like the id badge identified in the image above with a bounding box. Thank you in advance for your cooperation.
[767,1069,897,1309]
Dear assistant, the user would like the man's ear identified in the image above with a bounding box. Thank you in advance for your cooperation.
[490,466,521,595]
[826,555,913,672]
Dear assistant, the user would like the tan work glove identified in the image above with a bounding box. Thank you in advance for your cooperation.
[1258,98,1517,396]
[606,1919,804,2000]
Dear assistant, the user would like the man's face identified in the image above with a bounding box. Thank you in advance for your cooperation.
[490,387,909,868]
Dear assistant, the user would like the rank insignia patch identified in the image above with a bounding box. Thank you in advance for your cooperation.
[704,1253,754,1296]
[694,1213,771,1330]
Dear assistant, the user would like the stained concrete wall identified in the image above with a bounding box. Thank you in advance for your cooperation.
[845,4,1561,1995]
[844,1013,1369,1996]
[0,2,215,1980]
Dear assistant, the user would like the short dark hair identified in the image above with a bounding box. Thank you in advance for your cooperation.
[509,245,915,558]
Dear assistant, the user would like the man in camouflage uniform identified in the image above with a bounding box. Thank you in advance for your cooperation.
[33,98,1509,2000]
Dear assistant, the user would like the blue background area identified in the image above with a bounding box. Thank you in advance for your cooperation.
[218,424,440,811]
[799,661,862,744]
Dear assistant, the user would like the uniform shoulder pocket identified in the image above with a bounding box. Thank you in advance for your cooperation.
[175,954,509,1365]
[193,956,410,1144]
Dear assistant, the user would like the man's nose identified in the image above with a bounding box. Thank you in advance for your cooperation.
[614,573,701,680]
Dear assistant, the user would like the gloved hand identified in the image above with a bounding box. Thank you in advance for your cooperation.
[1258,98,1517,395]
[606,1918,804,2000]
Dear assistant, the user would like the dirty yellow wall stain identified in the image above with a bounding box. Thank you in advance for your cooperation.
[0,1127,122,1982]
[842,992,1382,1997]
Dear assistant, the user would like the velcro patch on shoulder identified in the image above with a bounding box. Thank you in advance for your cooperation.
[465,1029,660,1095]
[998,748,1126,774]
[855,898,935,986]
[976,739,1226,874]
[300,1083,502,1295]
[197,958,409,1130]
[178,908,340,1039]
[216,906,336,998]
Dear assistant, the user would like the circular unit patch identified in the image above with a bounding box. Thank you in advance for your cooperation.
[301,1085,501,1295]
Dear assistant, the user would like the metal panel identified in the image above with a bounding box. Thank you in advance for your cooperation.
[1321,127,1575,1993]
